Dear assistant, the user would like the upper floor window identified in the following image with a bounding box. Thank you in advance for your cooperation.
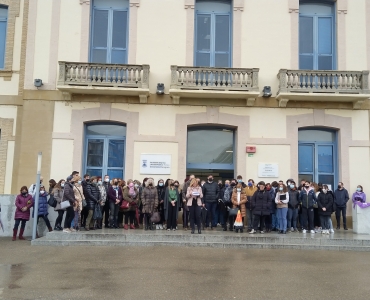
[0,5,8,69]
[194,0,232,68]
[90,0,129,64]
[299,1,335,70]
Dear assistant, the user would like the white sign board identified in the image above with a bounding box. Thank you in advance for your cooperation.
[258,163,279,178]
[140,154,171,175]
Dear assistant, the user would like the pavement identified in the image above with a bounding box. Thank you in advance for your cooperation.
[1,237,370,299]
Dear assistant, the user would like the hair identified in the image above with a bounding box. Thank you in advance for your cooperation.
[266,183,271,187]
[49,179,56,188]
[357,185,363,192]
[146,178,154,187]
[126,179,133,185]
[173,180,179,185]
[119,180,126,187]
[165,178,172,188]
[237,175,243,179]
[84,174,90,179]
[339,181,343,186]
[190,178,198,187]
[53,179,66,192]
[271,181,278,188]
[20,186,28,193]
[235,183,244,191]
[134,179,141,186]
[90,176,98,182]
[322,184,329,190]
[157,179,164,186]
[104,174,109,178]
[196,178,200,182]
[248,179,254,183]
[72,171,79,176]
[278,183,288,193]
[75,175,81,182]
[40,185,45,191]
[97,176,102,181]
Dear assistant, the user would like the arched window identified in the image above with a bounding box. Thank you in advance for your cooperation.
[84,123,126,179]
[0,5,8,69]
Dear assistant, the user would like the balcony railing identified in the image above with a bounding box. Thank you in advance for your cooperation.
[170,65,259,91]
[58,61,150,89]
[278,69,370,94]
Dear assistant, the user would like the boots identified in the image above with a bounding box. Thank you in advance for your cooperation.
[124,224,128,230]
[48,226,53,232]
[130,224,135,230]
[19,228,25,240]
[12,229,18,241]
[144,215,149,231]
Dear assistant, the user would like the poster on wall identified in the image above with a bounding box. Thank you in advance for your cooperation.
[258,163,279,178]
[140,154,171,175]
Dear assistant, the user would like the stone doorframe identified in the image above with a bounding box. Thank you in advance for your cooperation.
[0,117,15,194]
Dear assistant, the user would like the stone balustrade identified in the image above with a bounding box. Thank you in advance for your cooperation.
[278,69,370,94]
[170,65,259,91]
[58,61,150,89]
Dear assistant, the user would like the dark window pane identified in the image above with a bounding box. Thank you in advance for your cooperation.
[299,55,314,70]
[92,10,108,48]
[299,130,335,142]
[318,175,334,190]
[108,140,125,167]
[196,14,211,52]
[0,21,6,69]
[318,145,333,173]
[196,52,210,67]
[318,17,332,54]
[215,15,230,52]
[107,169,123,179]
[86,169,102,178]
[111,49,126,64]
[91,49,107,63]
[215,53,229,68]
[299,174,313,183]
[318,56,333,70]
[86,124,126,136]
[299,16,313,54]
[112,10,127,49]
[298,144,314,173]
[86,139,104,167]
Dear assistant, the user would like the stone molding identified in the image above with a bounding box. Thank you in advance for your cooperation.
[0,117,15,194]
[79,0,90,5]
[130,0,140,7]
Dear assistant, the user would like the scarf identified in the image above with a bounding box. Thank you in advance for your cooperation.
[128,184,136,197]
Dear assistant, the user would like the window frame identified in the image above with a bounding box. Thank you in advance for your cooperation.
[0,4,8,70]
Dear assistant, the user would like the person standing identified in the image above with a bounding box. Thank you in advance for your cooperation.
[287,181,299,232]
[62,172,79,233]
[245,179,257,233]
[48,179,56,195]
[164,181,180,231]
[352,185,366,203]
[33,185,53,237]
[202,175,219,230]
[275,183,289,234]
[72,176,84,231]
[53,179,65,231]
[96,177,107,229]
[122,180,139,230]
[84,176,101,231]
[221,179,233,231]
[317,185,334,234]
[81,174,90,228]
[29,176,44,197]
[182,175,195,231]
[103,175,111,228]
[13,187,34,241]
[231,183,247,233]
[156,179,166,230]
[334,182,349,230]
[142,178,158,230]
[186,178,203,234]
[108,179,122,229]
[250,182,270,234]
[299,181,317,234]
[264,183,275,232]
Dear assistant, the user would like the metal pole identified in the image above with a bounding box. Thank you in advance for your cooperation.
[32,152,42,240]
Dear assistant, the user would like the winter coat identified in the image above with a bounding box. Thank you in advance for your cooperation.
[288,189,300,209]
[73,184,84,212]
[122,186,140,212]
[299,187,317,209]
[84,182,101,210]
[202,182,219,203]
[275,192,289,209]
[317,192,334,216]
[231,191,247,217]
[53,188,65,211]
[268,188,276,213]
[251,190,271,216]
[103,181,110,195]
[142,186,158,214]
[186,186,203,206]
[182,180,191,201]
[223,186,234,207]
[63,182,76,205]
[352,191,366,203]
[244,185,257,210]
[98,185,107,205]
[14,194,33,220]
[334,188,349,208]
[164,187,180,221]
[108,186,123,204]
[32,192,49,217]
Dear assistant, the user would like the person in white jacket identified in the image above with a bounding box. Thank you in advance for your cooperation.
[28,176,44,197]
[275,183,289,234]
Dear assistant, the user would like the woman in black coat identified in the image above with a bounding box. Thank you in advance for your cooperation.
[84,176,101,230]
[250,181,271,234]
[317,184,334,234]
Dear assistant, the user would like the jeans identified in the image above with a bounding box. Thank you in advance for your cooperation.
[287,207,298,229]
[253,214,266,231]
[335,207,347,228]
[14,219,27,230]
[189,205,201,231]
[271,211,278,229]
[182,206,189,228]
[167,203,177,229]
[301,207,314,230]
[205,202,217,228]
[277,207,288,231]
[85,209,94,228]
[64,206,74,229]
[246,209,254,230]
[55,210,64,227]
[37,215,51,228]
[320,215,330,230]
[109,202,119,227]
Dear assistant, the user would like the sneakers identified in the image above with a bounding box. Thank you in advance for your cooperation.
[167,229,170,231]
[63,228,71,233]
[249,229,256,234]
[290,227,294,232]
[329,229,334,234]
[302,229,307,233]
[69,228,76,232]
[310,230,315,234]
[260,231,265,234]
[159,224,163,230]
[156,225,159,230]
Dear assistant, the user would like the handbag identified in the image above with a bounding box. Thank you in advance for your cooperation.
[120,200,130,210]
[93,203,102,220]
[150,211,161,224]
[48,195,57,208]
[61,200,71,209]
[229,207,239,217]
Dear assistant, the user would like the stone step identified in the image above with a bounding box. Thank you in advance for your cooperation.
[31,238,370,251]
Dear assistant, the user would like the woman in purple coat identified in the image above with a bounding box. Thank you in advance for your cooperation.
[13,186,34,241]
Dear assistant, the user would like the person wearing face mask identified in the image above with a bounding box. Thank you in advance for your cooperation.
[352,185,366,203]
[53,179,66,231]
[186,178,204,234]
[81,174,90,228]
[317,184,334,234]
[299,181,317,234]
[108,178,123,229]
[216,180,225,227]
[142,178,158,230]
[220,180,232,231]
[102,175,111,228]
[164,181,180,231]
[287,181,299,232]
[270,181,279,231]
[202,175,220,230]
[182,175,195,231]
[96,177,106,229]
[245,179,257,233]
[275,183,289,234]
[334,182,349,230]
[62,172,79,233]
[32,185,53,237]
[156,179,166,230]
[84,176,101,231]
[29,176,44,197]
[122,180,140,230]
[231,183,247,233]
[264,183,275,232]
[250,182,271,234]
[12,186,34,241]
[72,176,84,231]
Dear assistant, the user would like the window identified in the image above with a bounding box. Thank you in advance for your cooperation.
[0,5,8,69]
[194,0,231,67]
[299,2,335,70]
[90,0,129,64]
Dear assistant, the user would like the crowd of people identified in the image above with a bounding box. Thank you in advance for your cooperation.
[11,171,366,240]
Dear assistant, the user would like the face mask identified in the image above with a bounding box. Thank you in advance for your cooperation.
[323,189,327,194]
[231,183,236,187]
[134,184,139,188]
[114,182,118,185]
[98,181,102,185]
[21,192,27,196]
[305,185,310,189]
[237,188,241,192]
[159,183,163,187]
[174,184,179,187]
[266,187,271,191]
[149,183,153,186]
[357,188,362,192]
[338,185,342,189]
[105,178,109,182]
[208,178,213,182]
[248,182,253,187]
[61,183,65,188]
[40,191,45,194]
[218,183,222,187]
[279,187,283,191]
[290,184,295,189]
[86,179,90,182]
[225,184,229,187]
[238,179,242,183]
[78,180,82,184]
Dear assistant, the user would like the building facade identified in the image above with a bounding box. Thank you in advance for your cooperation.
[1,0,370,222]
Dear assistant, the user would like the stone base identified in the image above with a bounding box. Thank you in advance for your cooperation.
[353,205,370,234]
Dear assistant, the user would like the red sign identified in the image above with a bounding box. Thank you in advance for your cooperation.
[246,146,256,153]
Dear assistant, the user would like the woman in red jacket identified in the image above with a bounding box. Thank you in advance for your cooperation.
[13,186,34,241]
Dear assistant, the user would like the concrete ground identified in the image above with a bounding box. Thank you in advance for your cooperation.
[1,238,370,300]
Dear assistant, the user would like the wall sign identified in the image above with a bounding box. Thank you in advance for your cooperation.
[140,154,171,175]
[258,163,279,178]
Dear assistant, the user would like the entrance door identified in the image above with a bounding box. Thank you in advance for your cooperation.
[84,123,126,179]
[298,129,337,189]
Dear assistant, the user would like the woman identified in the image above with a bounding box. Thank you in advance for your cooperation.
[142,178,158,230]
[265,183,275,232]
[156,179,166,230]
[122,180,140,230]
[352,185,366,203]
[117,180,126,228]
[275,183,289,234]
[317,184,334,234]
[96,177,107,229]
[287,181,299,232]
[72,176,84,231]
[32,185,53,237]
[48,179,56,194]
[164,181,180,231]
[230,183,247,233]
[186,178,203,234]
[299,181,317,234]
[53,179,65,231]
[12,186,33,241]
[108,178,122,229]
[84,176,101,231]
[250,181,271,234]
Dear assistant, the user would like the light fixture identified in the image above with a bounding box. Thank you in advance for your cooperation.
[34,79,43,88]
[156,83,164,95]
[262,86,272,97]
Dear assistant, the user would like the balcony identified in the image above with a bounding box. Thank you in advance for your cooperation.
[57,62,150,103]
[169,66,260,105]
[276,69,370,109]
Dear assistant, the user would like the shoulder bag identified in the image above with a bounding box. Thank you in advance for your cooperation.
[74,185,87,208]
[229,207,239,217]
[48,194,57,208]
[60,188,70,209]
